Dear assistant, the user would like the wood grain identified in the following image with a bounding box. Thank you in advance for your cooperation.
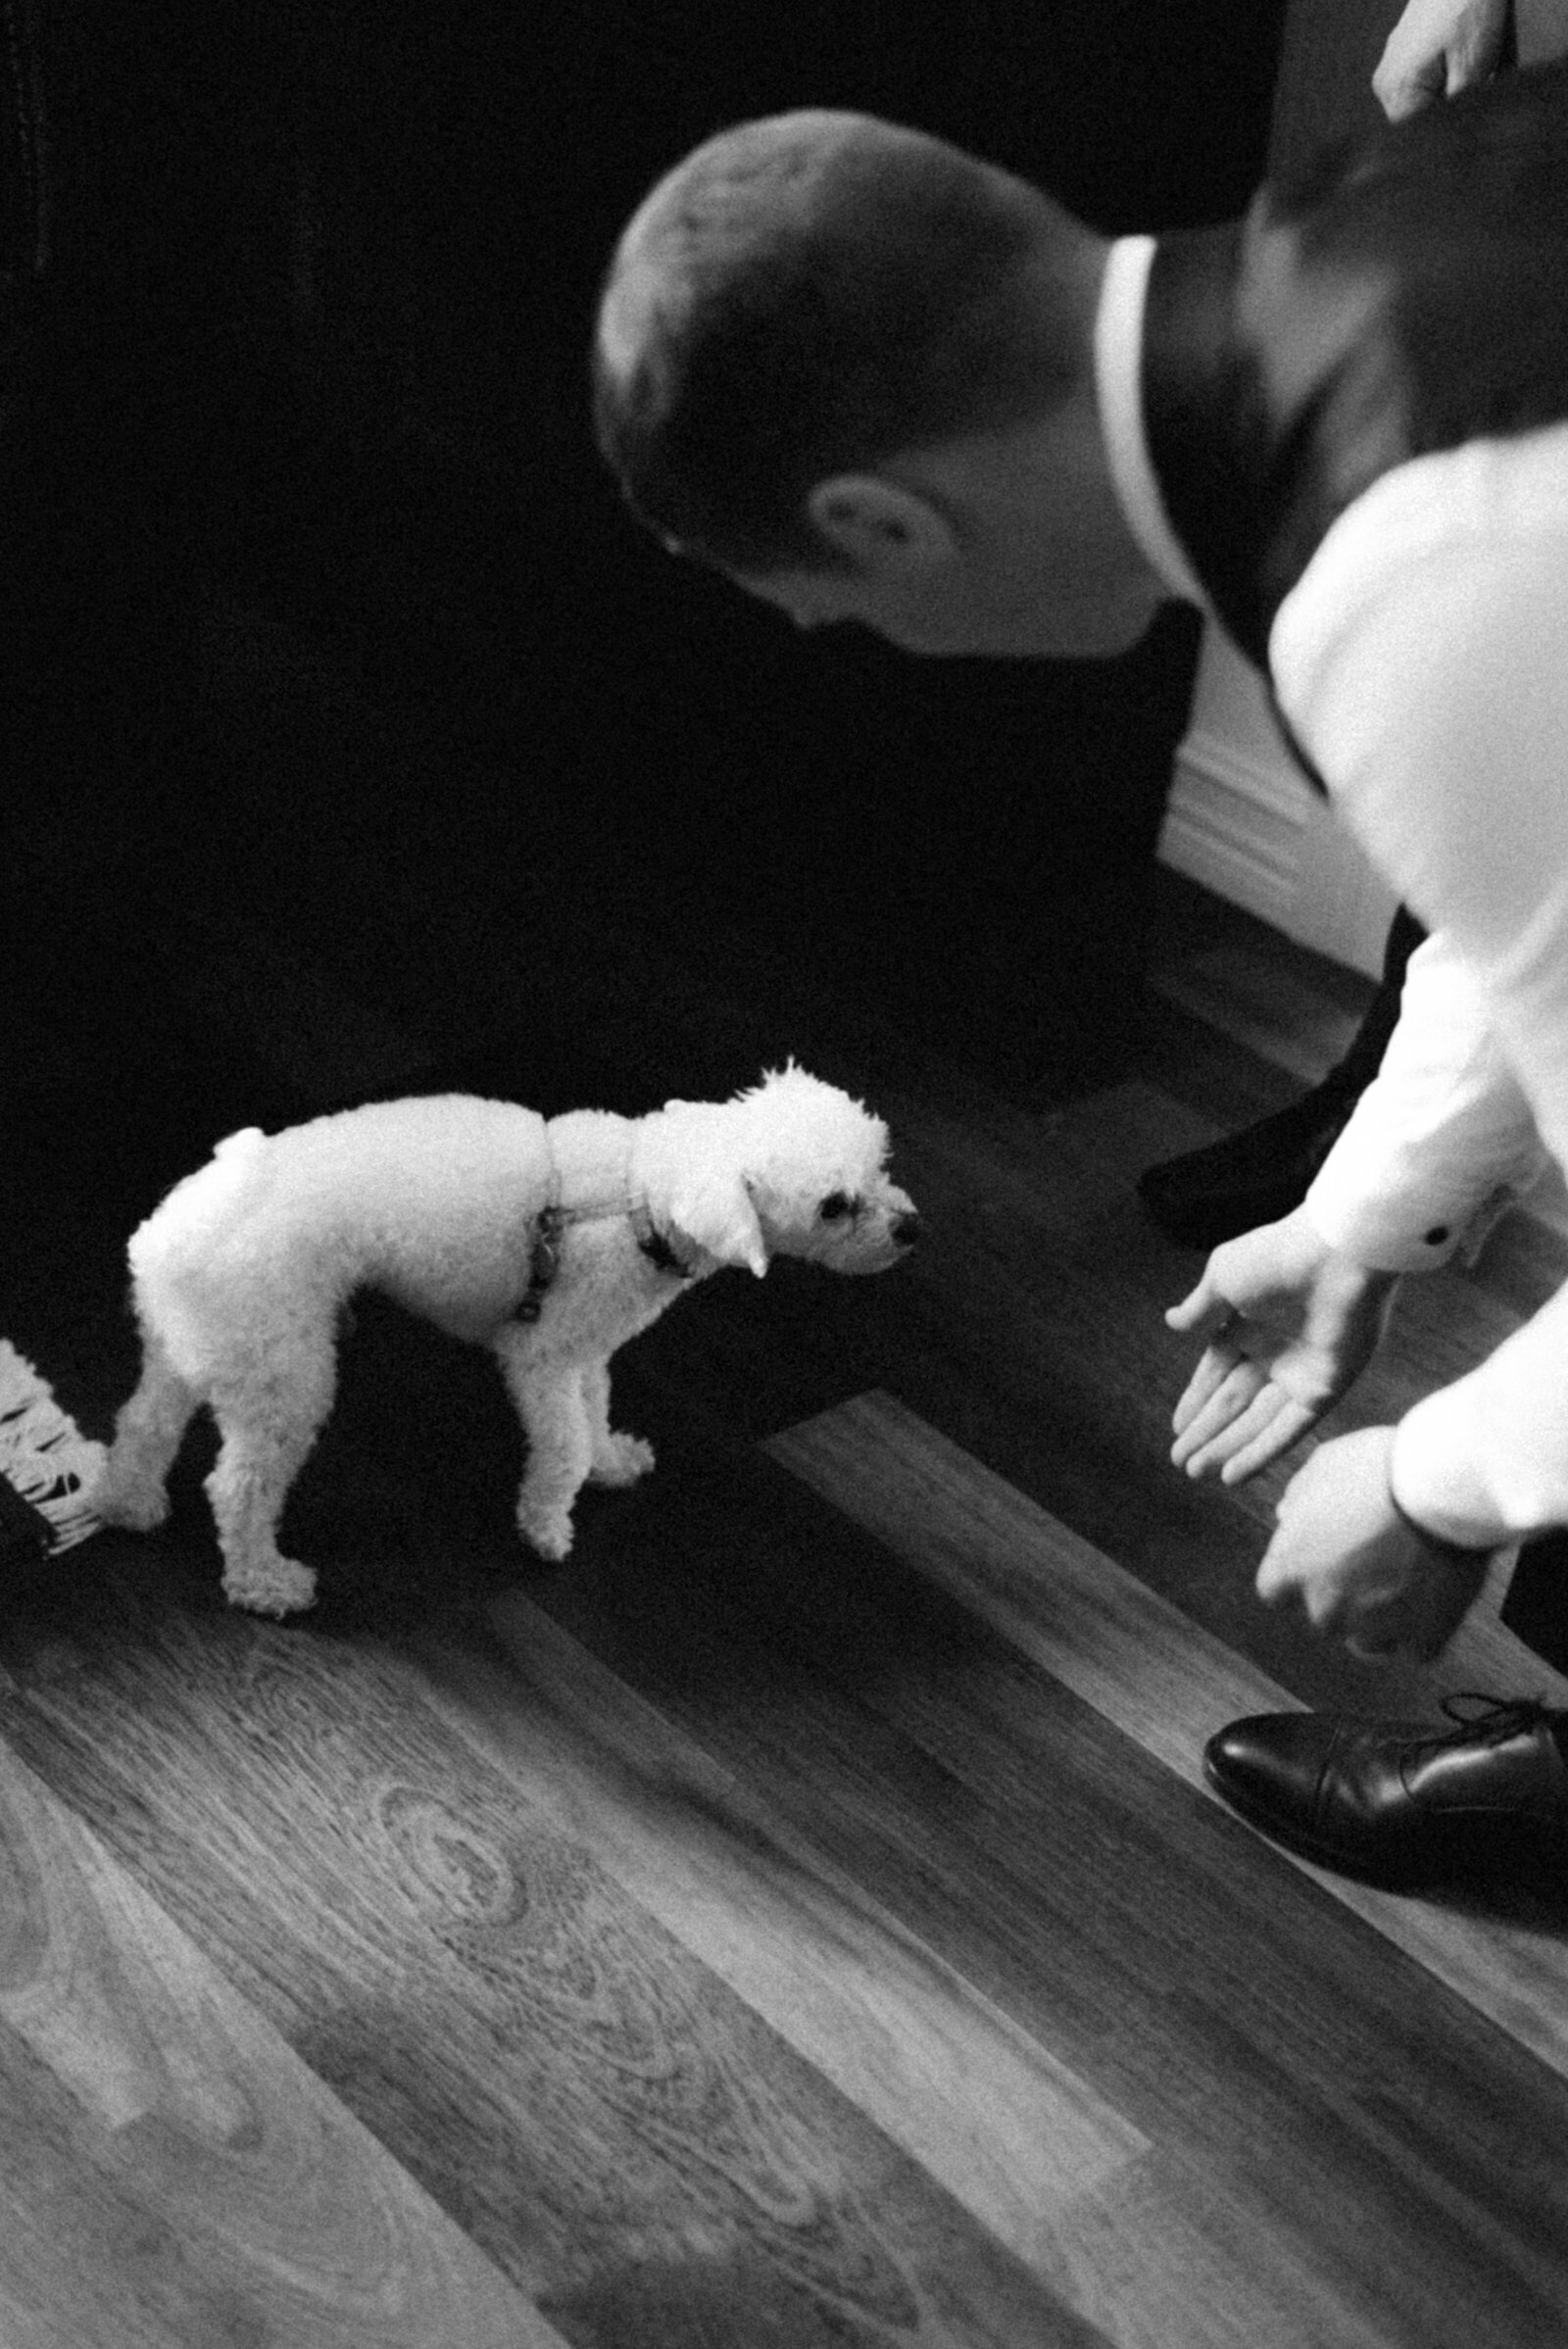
[11,716,1568,2345]
[0,1587,1105,2349]
[768,1392,1568,2076]
[469,1451,1568,2349]
[436,1581,1547,2349]
[13,6,1568,2331]
[809,1063,1565,1719]
[1149,945,1366,1089]
[404,1597,1150,2267]
[0,1728,565,2349]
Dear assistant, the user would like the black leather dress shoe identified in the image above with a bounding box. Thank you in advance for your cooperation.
[1137,1080,1357,1250]
[1204,1695,1568,1885]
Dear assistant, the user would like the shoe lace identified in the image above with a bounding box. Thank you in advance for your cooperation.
[1431,1691,1559,1748]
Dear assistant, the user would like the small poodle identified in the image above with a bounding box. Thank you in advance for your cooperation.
[92,1065,919,1616]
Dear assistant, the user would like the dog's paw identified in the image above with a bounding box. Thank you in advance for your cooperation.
[90,1465,172,1533]
[589,1433,656,1488]
[221,1556,318,1618]
[516,1495,575,1561]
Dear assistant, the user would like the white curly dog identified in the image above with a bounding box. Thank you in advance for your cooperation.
[92,1065,920,1616]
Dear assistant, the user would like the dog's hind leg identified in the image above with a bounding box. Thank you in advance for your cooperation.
[93,1326,201,1532]
[204,1343,336,1617]
[580,1360,655,1488]
[493,1335,593,1561]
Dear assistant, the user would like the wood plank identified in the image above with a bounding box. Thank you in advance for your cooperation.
[404,1596,1151,2271]
[428,1601,1417,2349]
[767,1392,1568,2074]
[500,1444,1568,2349]
[0,1729,565,2349]
[787,1067,1561,1725]
[1149,949,1364,1089]
[18,773,1568,2349]
[0,1574,1106,2349]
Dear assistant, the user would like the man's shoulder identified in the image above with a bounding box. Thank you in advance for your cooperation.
[1312,422,1568,585]
[1270,420,1568,712]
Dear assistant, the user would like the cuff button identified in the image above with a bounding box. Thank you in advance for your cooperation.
[1423,1224,1450,1247]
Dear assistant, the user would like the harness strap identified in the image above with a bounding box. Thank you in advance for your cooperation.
[513,1139,697,1325]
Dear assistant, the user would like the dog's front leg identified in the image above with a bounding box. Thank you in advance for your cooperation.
[580,1360,656,1488]
[494,1335,593,1561]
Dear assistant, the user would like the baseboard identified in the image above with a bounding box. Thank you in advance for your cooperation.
[1156,721,1309,932]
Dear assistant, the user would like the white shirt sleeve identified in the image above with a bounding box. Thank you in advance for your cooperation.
[1301,930,1548,1273]
[1272,424,1568,1545]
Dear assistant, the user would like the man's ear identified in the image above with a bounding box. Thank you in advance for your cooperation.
[807,475,955,573]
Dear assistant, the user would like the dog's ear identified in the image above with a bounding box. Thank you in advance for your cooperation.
[664,1171,767,1277]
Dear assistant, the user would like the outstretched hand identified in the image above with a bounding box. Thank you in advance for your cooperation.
[1166,1210,1399,1486]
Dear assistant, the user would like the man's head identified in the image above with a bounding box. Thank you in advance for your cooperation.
[593,112,1167,658]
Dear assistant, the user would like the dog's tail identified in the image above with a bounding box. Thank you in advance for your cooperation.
[128,1126,270,1282]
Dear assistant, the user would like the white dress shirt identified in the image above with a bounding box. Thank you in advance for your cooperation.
[1099,237,1568,1548]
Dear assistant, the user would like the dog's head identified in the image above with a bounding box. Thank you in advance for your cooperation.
[645,1063,920,1278]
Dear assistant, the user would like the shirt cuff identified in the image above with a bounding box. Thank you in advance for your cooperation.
[1301,1165,1512,1272]
[1390,1294,1568,1547]
[1391,1399,1520,1551]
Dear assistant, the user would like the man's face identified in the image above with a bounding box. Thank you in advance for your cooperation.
[725,416,1168,660]
[730,556,1162,661]
[729,564,998,655]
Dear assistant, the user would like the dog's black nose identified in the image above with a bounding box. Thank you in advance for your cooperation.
[893,1211,923,1248]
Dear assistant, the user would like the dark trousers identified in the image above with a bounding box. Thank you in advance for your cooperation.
[1501,1536,1568,1676]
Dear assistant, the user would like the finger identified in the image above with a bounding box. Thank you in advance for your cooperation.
[1183,1386,1306,1484]
[1171,1343,1245,1436]
[1173,1383,1268,1474]
[1173,1371,1276,1465]
[1376,71,1442,122]
[1199,1381,1291,1461]
[1371,51,1446,121]
[1254,1556,1293,1609]
[1216,1395,1318,1486]
[1164,1279,1236,1340]
[1448,21,1509,95]
[1254,1525,1306,1604]
[1171,1359,1266,1467]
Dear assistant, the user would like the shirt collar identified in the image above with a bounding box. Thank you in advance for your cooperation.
[1093,234,1209,610]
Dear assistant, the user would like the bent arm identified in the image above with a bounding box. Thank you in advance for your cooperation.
[1273,430,1568,1547]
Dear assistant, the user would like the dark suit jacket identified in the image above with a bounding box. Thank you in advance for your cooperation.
[1141,55,1568,669]
[1141,55,1568,1663]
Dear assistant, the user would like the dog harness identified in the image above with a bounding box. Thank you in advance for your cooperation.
[514,1205,566,1324]
[514,1124,699,1324]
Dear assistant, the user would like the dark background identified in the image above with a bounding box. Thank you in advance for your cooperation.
[3,0,1286,1251]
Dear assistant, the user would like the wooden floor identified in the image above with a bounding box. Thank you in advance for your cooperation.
[7,699,1568,2346]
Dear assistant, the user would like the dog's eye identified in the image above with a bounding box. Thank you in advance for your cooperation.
[819,1192,855,1222]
